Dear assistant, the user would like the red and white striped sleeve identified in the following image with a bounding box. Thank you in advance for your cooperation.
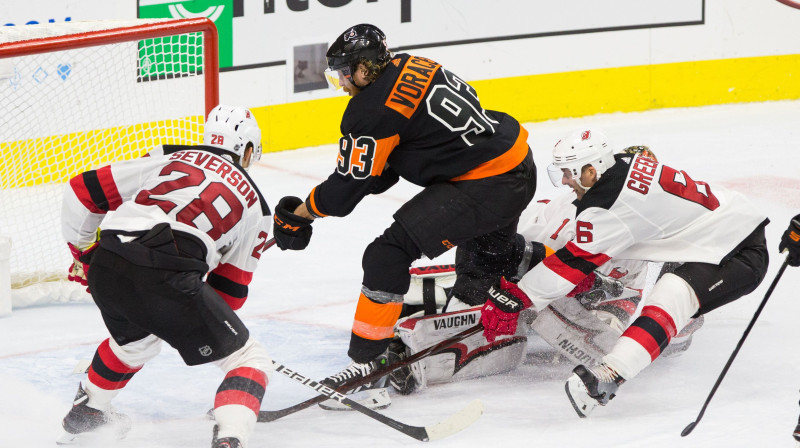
[61,156,154,249]
[518,207,635,310]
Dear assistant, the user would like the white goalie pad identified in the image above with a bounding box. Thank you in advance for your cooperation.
[396,264,640,391]
[395,308,527,390]
[404,264,456,308]
[529,296,625,366]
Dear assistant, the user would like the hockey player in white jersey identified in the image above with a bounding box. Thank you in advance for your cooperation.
[517,145,704,358]
[387,146,676,396]
[479,128,769,418]
[59,105,272,448]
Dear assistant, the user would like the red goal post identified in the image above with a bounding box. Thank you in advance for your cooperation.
[0,18,219,313]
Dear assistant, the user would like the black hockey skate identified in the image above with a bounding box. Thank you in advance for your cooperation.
[318,351,391,411]
[212,425,243,448]
[386,339,417,395]
[57,384,131,445]
[565,364,625,418]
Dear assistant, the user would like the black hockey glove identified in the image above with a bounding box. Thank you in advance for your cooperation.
[369,167,400,195]
[273,196,313,251]
[779,214,800,267]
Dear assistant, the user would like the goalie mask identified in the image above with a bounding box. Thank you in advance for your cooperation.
[547,128,615,190]
[324,23,391,91]
[621,145,658,162]
[203,105,263,168]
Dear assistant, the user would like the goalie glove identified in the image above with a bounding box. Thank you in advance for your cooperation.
[67,240,99,290]
[481,278,533,343]
[273,196,314,251]
[567,271,624,307]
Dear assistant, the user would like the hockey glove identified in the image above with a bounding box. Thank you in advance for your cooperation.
[67,241,99,290]
[568,271,625,306]
[273,196,314,251]
[779,214,800,267]
[481,278,533,343]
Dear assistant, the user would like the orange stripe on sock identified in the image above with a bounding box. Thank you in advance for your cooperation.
[352,293,403,340]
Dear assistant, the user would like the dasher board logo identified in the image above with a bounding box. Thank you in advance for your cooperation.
[138,0,234,76]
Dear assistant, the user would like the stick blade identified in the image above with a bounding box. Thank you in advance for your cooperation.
[681,421,697,437]
[424,399,484,441]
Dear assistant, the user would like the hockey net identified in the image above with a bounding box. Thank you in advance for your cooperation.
[0,18,219,312]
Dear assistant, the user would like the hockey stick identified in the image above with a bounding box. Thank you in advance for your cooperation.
[257,323,484,422]
[681,258,789,437]
[272,360,484,442]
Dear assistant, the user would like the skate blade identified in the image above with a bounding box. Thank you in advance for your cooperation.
[565,375,597,418]
[56,415,132,445]
[56,432,79,445]
[318,387,391,411]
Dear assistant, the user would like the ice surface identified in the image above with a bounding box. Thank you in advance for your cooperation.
[2,100,800,447]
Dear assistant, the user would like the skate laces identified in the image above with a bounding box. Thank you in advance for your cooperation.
[590,363,624,385]
[329,361,374,384]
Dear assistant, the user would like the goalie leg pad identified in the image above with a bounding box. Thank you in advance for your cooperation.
[404,265,456,311]
[529,297,624,366]
[395,308,527,391]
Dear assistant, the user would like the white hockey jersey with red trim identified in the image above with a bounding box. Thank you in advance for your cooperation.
[519,194,649,291]
[519,154,767,309]
[61,145,272,309]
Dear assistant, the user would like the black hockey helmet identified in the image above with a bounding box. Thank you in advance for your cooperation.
[326,24,390,74]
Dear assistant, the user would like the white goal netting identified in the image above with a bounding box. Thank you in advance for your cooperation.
[0,19,218,311]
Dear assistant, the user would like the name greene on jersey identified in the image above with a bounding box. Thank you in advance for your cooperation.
[626,155,658,195]
[168,150,259,208]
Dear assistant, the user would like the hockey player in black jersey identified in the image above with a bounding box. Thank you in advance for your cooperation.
[271,24,536,406]
[59,105,272,448]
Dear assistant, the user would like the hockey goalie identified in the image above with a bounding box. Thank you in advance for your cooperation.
[387,146,704,396]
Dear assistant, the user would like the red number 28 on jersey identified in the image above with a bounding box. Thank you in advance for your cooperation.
[135,161,244,241]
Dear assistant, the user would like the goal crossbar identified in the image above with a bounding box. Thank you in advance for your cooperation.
[0,17,220,116]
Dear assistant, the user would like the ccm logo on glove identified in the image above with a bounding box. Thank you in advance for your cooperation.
[272,196,314,251]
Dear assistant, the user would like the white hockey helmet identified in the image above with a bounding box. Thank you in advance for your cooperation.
[203,105,262,167]
[547,128,615,189]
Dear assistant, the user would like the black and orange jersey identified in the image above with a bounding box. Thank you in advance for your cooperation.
[306,53,530,218]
